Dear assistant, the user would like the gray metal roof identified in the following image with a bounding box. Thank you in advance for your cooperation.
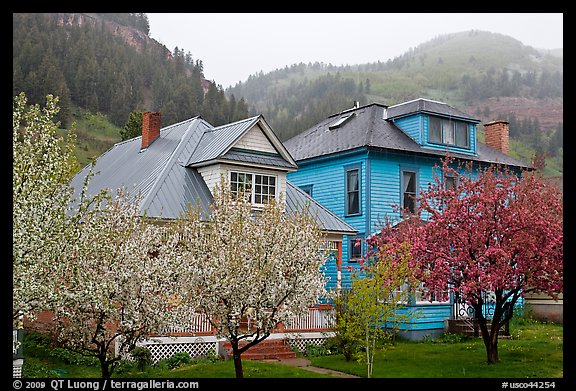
[286,181,357,235]
[69,115,354,234]
[220,148,298,169]
[387,98,481,122]
[186,115,298,170]
[70,116,214,219]
[187,116,260,165]
[283,102,529,169]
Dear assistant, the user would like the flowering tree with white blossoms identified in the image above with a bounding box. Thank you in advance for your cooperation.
[13,92,79,323]
[49,189,187,379]
[172,178,329,378]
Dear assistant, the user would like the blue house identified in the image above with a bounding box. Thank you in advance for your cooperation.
[284,99,530,340]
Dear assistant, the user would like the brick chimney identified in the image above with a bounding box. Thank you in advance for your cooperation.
[483,120,509,155]
[141,112,161,150]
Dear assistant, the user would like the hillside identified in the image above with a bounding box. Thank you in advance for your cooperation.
[227,30,562,176]
[13,15,562,178]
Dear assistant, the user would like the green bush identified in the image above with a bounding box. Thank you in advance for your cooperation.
[323,333,362,361]
[130,346,152,372]
[166,352,191,369]
[203,349,222,363]
[113,359,137,375]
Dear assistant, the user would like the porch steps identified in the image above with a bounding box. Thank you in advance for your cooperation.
[222,338,296,360]
[447,318,492,337]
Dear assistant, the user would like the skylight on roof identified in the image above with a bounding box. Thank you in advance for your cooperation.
[328,113,355,130]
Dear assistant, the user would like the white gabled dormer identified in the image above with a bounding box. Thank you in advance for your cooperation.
[187,115,298,210]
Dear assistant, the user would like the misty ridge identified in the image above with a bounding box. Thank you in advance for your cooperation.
[13,13,562,178]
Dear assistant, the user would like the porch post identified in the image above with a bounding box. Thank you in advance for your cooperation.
[336,241,342,291]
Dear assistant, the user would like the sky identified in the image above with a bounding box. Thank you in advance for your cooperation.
[146,13,563,89]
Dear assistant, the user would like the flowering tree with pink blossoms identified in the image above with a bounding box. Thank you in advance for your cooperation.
[373,157,563,364]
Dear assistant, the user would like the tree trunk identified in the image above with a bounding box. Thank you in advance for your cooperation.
[231,340,244,379]
[99,355,111,378]
[475,309,499,364]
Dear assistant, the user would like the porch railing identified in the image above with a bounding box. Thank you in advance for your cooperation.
[158,305,336,336]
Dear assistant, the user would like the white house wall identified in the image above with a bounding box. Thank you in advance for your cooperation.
[197,163,287,204]
[234,126,277,153]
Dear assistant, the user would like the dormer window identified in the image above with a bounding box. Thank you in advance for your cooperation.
[429,116,469,148]
[230,171,277,205]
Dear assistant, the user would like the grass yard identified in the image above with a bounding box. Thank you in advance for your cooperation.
[21,317,562,379]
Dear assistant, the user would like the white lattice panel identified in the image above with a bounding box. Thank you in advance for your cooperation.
[140,341,218,364]
[13,360,23,378]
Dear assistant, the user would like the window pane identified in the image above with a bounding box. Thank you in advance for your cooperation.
[429,117,442,143]
[403,171,416,213]
[348,170,358,191]
[455,122,469,147]
[254,174,276,204]
[347,169,360,215]
[443,120,455,145]
[403,172,416,193]
[350,237,362,261]
[404,194,415,212]
[444,175,457,190]
[348,192,359,214]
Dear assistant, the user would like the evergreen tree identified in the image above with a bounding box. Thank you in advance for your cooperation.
[120,112,143,141]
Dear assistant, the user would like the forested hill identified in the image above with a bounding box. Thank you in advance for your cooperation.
[228,30,562,176]
[13,13,250,130]
[13,14,562,177]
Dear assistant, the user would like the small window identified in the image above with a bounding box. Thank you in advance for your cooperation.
[230,171,277,205]
[299,184,313,197]
[429,117,442,144]
[444,174,458,191]
[455,122,469,148]
[346,167,361,216]
[443,120,455,145]
[428,116,470,149]
[349,236,363,262]
[401,170,417,215]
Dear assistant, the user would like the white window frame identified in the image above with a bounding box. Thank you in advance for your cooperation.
[229,170,278,206]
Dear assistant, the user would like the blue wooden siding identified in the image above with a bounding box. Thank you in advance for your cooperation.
[287,150,368,290]
[393,114,478,157]
[393,115,423,144]
[368,151,439,232]
[422,115,477,156]
[320,250,338,292]
[393,304,452,331]
[288,143,524,335]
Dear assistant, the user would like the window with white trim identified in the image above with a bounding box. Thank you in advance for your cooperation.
[230,171,277,205]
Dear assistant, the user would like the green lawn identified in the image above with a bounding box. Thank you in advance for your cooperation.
[21,319,562,379]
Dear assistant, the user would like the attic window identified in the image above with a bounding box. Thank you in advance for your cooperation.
[329,113,355,130]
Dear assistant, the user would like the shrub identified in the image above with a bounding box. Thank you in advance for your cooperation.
[323,333,362,361]
[166,352,191,369]
[130,346,152,372]
[113,359,137,375]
